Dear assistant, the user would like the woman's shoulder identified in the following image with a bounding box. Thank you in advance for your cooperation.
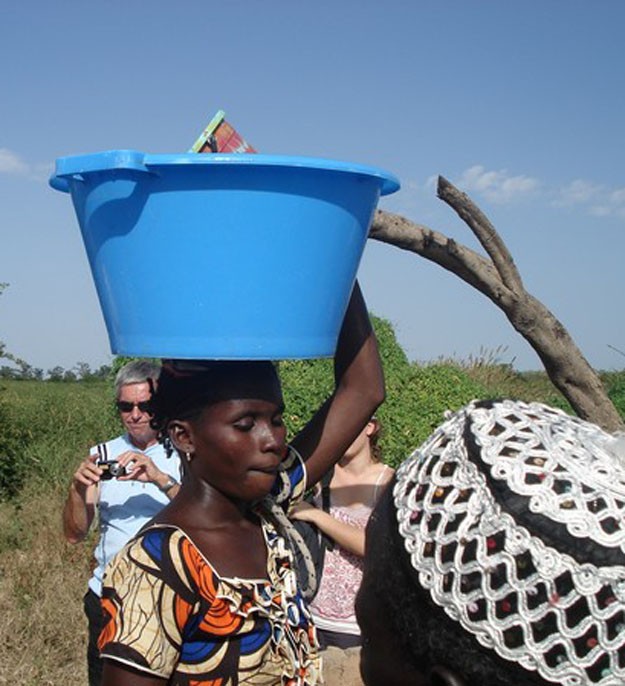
[119,523,228,589]
[270,445,307,505]
[135,521,181,542]
[123,524,189,565]
[374,462,394,482]
[372,463,394,502]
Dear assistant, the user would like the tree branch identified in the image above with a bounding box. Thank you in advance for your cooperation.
[437,176,524,291]
[369,183,623,432]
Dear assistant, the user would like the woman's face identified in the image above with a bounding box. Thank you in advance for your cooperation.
[342,420,376,460]
[182,392,287,503]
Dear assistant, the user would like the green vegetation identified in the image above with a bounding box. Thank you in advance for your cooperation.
[2,319,624,501]
[0,321,624,683]
[279,316,489,469]
[0,379,119,501]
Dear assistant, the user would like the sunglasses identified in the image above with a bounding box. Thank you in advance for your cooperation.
[116,400,153,414]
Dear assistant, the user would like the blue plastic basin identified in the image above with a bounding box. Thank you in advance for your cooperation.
[50,150,400,359]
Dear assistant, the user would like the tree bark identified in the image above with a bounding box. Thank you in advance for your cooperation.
[369,176,624,432]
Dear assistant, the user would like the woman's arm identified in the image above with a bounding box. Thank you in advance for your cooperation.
[102,661,167,686]
[291,282,385,488]
[291,501,365,556]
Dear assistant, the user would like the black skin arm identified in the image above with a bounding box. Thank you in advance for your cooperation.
[103,661,166,686]
[291,281,385,489]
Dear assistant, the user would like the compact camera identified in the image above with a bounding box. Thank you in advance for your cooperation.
[97,459,127,480]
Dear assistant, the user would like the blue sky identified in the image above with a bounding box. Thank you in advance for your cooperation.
[1,1,624,372]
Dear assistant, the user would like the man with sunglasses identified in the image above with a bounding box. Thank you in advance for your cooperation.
[62,359,181,686]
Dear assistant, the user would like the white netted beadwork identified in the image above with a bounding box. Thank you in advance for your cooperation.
[394,400,625,686]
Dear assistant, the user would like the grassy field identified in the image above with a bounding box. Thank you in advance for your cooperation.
[0,380,116,685]
[0,365,623,684]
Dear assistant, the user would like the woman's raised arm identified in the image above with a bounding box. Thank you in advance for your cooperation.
[291,281,385,488]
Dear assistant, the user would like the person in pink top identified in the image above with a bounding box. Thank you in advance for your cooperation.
[291,417,394,649]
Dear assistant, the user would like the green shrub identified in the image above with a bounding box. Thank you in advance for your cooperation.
[279,316,487,469]
[379,363,487,468]
[603,371,625,420]
[1,330,622,502]
[0,396,29,499]
[0,380,119,498]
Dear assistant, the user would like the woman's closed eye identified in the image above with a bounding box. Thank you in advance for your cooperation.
[233,417,255,431]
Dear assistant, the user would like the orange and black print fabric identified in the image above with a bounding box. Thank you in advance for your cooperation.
[99,449,320,685]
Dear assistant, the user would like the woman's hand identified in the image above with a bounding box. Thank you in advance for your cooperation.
[291,501,366,557]
[291,501,323,524]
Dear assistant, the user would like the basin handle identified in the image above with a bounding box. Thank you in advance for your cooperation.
[49,150,156,193]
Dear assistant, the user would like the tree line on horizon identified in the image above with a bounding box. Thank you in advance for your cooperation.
[0,360,112,382]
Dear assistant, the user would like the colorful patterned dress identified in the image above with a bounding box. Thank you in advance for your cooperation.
[99,448,320,685]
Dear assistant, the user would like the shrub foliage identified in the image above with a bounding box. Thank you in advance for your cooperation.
[1,319,623,497]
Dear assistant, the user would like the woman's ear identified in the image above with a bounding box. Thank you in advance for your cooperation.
[428,665,467,686]
[365,419,380,438]
[168,420,195,455]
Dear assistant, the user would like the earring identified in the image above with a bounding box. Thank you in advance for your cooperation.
[185,451,193,463]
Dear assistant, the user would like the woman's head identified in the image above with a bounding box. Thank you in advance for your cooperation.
[357,399,625,686]
[150,360,286,501]
[151,360,281,423]
[343,417,383,462]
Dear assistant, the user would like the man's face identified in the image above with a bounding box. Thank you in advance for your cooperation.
[117,382,157,448]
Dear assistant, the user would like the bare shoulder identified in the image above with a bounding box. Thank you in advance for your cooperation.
[375,462,395,483]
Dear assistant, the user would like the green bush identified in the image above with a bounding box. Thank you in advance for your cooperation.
[279,316,487,469]
[603,371,625,420]
[0,380,120,498]
[379,363,487,468]
[0,396,28,499]
[1,328,623,502]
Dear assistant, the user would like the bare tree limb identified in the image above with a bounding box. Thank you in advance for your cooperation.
[369,210,516,307]
[437,176,524,291]
[369,181,624,432]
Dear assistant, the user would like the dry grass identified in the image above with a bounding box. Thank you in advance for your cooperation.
[0,379,115,685]
[0,483,93,685]
[435,345,570,410]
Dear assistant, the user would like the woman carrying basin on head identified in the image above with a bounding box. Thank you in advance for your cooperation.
[98,282,384,686]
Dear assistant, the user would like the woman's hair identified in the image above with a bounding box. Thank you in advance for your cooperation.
[361,399,625,686]
[149,359,280,454]
[114,359,161,398]
[364,484,542,686]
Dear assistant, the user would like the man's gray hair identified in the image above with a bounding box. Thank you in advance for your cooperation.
[114,360,161,398]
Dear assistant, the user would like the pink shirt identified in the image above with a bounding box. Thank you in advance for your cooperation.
[309,466,390,635]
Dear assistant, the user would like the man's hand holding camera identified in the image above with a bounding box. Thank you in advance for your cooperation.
[71,454,106,492]
[113,450,179,496]
[71,452,179,500]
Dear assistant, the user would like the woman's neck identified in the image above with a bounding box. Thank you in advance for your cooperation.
[170,479,252,527]
[337,448,376,475]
